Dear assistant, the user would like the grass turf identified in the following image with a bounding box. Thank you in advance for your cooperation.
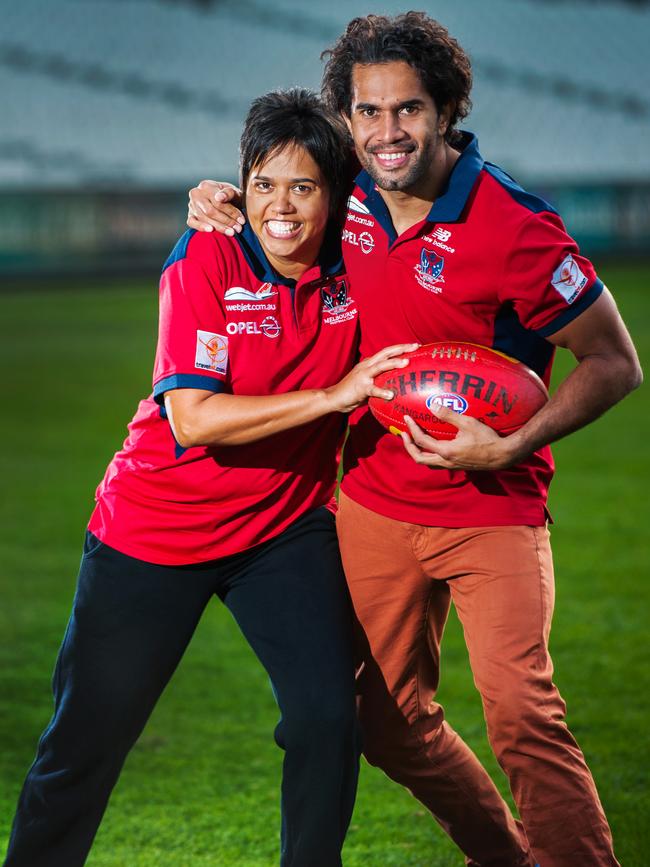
[0,264,648,865]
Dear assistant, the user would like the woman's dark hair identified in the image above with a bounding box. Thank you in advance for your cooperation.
[321,12,472,145]
[240,88,350,216]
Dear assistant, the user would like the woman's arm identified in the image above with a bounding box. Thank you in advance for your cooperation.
[165,343,418,447]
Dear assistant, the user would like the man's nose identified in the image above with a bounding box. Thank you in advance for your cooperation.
[380,111,407,142]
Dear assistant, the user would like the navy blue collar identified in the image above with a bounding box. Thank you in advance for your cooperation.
[236,217,279,283]
[235,214,343,287]
[354,132,484,239]
[317,221,345,277]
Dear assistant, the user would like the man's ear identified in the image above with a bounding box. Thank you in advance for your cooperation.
[438,103,453,137]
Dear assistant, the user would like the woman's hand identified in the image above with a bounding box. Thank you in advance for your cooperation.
[164,344,418,448]
[187,180,245,235]
[324,344,419,414]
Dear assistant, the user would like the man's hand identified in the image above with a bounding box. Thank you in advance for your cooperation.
[401,286,643,472]
[187,180,245,235]
[401,407,525,471]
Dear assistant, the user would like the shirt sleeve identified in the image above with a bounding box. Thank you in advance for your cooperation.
[500,209,604,338]
[152,253,230,404]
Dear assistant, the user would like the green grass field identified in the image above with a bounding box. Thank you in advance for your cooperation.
[1,264,648,865]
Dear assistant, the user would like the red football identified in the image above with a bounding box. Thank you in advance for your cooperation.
[369,342,549,440]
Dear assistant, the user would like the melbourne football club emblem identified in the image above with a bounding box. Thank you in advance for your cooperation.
[321,279,351,314]
[321,278,357,325]
[415,248,445,293]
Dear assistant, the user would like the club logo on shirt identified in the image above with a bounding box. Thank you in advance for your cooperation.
[321,279,350,312]
[551,254,588,304]
[415,248,445,293]
[195,331,228,374]
[321,279,357,325]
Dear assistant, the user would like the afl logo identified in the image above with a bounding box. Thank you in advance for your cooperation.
[261,315,281,338]
[427,393,468,414]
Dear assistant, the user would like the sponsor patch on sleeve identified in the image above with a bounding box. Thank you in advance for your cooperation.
[551,254,588,304]
[195,330,228,374]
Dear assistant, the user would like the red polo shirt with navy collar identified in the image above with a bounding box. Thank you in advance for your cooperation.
[339,132,604,527]
[88,222,359,565]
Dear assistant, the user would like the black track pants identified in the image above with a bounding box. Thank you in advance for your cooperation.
[4,507,360,867]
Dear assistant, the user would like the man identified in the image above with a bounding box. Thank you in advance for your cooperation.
[188,13,642,866]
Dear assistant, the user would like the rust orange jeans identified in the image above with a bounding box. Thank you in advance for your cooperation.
[337,492,618,867]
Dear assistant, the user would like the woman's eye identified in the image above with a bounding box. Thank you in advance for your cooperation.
[255,182,271,191]
[294,184,313,193]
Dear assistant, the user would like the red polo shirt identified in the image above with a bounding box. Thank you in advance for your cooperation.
[88,224,359,564]
[340,133,603,527]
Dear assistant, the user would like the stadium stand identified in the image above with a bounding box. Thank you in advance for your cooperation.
[1,0,649,274]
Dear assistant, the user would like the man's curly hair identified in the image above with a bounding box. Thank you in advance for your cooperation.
[321,12,472,145]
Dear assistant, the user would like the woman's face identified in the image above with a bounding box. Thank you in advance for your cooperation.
[245,144,331,280]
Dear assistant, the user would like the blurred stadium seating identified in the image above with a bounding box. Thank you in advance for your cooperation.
[2,0,649,276]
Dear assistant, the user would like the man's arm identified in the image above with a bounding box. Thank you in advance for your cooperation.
[187,181,245,235]
[401,287,643,471]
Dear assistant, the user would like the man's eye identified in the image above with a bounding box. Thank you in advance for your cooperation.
[400,106,417,115]
[361,108,377,118]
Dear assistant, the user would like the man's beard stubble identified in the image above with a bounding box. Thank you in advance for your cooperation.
[359,135,438,194]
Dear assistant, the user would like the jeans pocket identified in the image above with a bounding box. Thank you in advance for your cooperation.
[82,530,105,559]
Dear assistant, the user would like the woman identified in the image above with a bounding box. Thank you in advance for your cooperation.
[3,90,415,867]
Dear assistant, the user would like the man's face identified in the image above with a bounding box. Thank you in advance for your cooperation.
[344,61,449,194]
